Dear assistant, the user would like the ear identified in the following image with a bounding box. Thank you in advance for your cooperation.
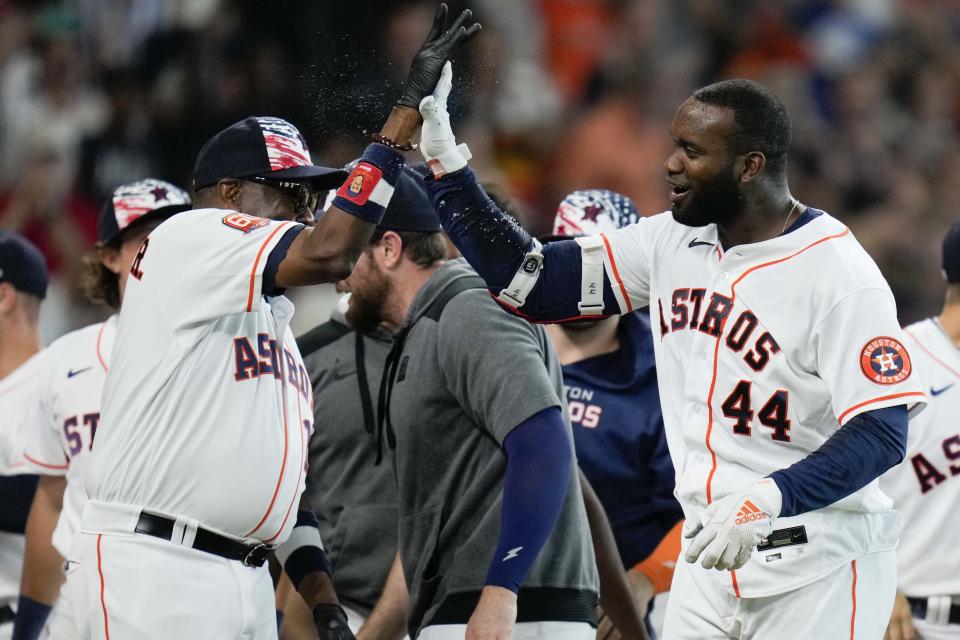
[378,231,405,270]
[739,151,766,183]
[97,243,123,275]
[0,282,16,316]
[218,179,243,207]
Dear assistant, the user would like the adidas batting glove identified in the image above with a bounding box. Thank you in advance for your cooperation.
[683,478,782,571]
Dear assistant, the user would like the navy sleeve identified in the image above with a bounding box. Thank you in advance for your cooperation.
[426,168,622,322]
[262,225,305,296]
[484,407,573,592]
[770,405,907,517]
[0,474,38,533]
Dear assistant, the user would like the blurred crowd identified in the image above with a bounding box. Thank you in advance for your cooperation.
[1,0,958,340]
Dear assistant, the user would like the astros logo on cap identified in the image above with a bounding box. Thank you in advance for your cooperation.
[860,336,912,385]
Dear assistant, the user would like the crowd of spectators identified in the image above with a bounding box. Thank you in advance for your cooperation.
[1,0,958,339]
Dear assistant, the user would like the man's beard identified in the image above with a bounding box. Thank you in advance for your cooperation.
[345,267,391,333]
[671,164,744,228]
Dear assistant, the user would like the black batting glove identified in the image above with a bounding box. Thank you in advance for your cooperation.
[397,3,482,110]
[312,604,355,640]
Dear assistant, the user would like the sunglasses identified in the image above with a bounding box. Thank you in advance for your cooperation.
[244,176,322,216]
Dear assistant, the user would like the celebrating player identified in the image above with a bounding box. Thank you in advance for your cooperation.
[12,179,191,640]
[881,222,960,640]
[416,63,926,638]
[540,190,683,638]
[62,7,480,640]
[0,231,47,640]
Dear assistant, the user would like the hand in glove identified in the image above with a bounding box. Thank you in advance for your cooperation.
[398,3,481,110]
[419,61,472,178]
[683,478,782,571]
[313,604,356,640]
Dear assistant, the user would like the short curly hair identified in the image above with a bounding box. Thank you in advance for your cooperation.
[693,79,792,179]
[79,239,122,309]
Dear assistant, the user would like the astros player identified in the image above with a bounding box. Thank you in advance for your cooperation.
[417,66,925,638]
[12,179,191,640]
[62,8,479,640]
[881,223,960,640]
[0,231,47,640]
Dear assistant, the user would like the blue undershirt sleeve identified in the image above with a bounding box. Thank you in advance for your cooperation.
[484,406,573,592]
[0,474,37,533]
[425,168,622,321]
[770,405,907,517]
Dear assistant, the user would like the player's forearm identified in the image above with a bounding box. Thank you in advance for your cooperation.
[579,470,647,639]
[297,570,342,610]
[357,553,408,640]
[770,405,907,517]
[485,407,572,591]
[18,477,66,603]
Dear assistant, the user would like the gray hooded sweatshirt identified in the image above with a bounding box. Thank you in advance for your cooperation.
[382,259,598,637]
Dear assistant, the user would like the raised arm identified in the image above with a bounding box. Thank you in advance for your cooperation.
[276,4,481,288]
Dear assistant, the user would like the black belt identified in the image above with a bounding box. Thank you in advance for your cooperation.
[134,511,274,568]
[907,596,960,625]
[0,604,14,625]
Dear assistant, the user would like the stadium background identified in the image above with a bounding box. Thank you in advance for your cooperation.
[0,0,957,340]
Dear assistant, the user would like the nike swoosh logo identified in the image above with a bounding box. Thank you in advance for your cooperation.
[688,238,714,248]
[931,384,955,396]
[67,367,92,378]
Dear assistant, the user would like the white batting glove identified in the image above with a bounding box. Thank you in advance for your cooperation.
[683,478,782,571]
[418,61,472,179]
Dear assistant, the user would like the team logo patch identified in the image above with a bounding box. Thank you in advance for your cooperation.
[336,162,382,206]
[222,213,270,234]
[860,336,912,385]
[256,117,312,171]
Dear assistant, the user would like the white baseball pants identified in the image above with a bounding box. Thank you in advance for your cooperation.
[662,549,897,639]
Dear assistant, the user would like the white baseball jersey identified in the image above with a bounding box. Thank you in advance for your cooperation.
[0,352,42,606]
[591,209,925,597]
[880,318,960,597]
[21,316,116,557]
[85,208,313,545]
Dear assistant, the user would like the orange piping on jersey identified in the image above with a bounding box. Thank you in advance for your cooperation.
[850,560,857,639]
[246,222,292,313]
[96,321,109,372]
[730,569,741,598]
[836,391,926,424]
[905,328,960,378]
[97,534,111,640]
[23,452,68,470]
[265,351,309,543]
[600,233,633,313]
[703,228,851,504]
[243,336,290,538]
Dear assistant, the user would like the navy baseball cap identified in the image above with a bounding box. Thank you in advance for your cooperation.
[337,163,439,233]
[99,179,193,244]
[193,117,348,191]
[943,222,960,283]
[0,230,48,299]
[541,189,640,242]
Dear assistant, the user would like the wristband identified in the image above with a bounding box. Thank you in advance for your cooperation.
[332,144,404,224]
[276,510,332,590]
[12,595,53,640]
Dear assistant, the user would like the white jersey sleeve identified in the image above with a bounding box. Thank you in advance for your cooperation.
[146,209,303,328]
[21,363,68,474]
[594,212,674,313]
[813,286,926,424]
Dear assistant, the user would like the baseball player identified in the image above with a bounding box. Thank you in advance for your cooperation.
[417,65,926,638]
[12,179,191,640]
[62,8,480,639]
[0,231,48,640]
[881,223,960,640]
[540,189,684,639]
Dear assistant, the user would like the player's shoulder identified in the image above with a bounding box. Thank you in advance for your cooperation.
[45,320,107,355]
[901,317,941,352]
[802,211,891,292]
